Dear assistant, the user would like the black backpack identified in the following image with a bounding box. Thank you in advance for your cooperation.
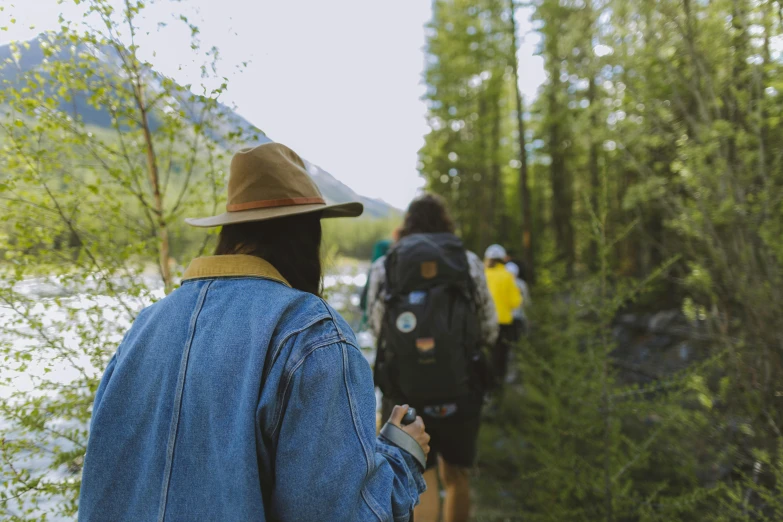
[375,233,481,404]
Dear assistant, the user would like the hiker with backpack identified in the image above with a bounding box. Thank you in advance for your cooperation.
[367,194,499,522]
[484,245,523,387]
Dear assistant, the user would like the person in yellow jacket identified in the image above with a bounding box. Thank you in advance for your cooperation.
[484,244,523,386]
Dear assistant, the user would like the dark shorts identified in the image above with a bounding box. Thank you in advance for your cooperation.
[382,395,482,470]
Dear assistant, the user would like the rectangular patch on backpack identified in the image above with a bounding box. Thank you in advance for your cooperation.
[423,403,458,418]
[420,261,438,279]
[408,291,427,305]
[416,337,436,364]
[416,337,435,353]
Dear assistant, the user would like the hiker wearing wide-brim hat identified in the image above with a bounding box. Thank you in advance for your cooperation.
[79,142,430,522]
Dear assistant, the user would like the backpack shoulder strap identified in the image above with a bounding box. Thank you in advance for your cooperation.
[383,247,396,298]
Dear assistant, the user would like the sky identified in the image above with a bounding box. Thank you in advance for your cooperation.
[1,0,545,209]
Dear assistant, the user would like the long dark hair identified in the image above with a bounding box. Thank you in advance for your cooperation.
[214,213,323,296]
[398,193,455,239]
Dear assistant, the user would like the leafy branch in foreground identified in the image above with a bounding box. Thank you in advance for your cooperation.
[0,1,253,518]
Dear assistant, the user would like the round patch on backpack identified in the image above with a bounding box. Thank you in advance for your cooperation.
[396,312,417,333]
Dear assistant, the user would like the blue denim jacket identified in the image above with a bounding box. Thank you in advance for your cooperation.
[78,255,425,521]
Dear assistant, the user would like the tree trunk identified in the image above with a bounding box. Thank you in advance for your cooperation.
[489,84,502,245]
[757,0,771,190]
[588,76,600,271]
[547,53,575,278]
[136,82,173,293]
[508,0,535,282]
[478,94,490,250]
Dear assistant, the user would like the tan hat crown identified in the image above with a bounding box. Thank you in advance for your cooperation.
[185,142,363,228]
[226,144,325,212]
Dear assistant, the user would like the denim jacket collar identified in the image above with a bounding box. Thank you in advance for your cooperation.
[182,255,290,287]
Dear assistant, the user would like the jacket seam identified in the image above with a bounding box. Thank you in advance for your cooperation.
[362,489,386,522]
[342,344,386,521]
[269,336,343,437]
[376,443,401,459]
[321,299,347,342]
[266,313,332,375]
[156,280,213,522]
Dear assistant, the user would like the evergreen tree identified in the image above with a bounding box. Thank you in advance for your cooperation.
[423,0,783,518]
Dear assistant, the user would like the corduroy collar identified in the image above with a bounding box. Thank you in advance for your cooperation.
[182,255,290,287]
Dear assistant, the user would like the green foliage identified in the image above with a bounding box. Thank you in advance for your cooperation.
[0,0,781,518]
[0,1,248,518]
[322,217,399,261]
[418,0,783,519]
[419,0,522,255]
[473,209,741,521]
[712,439,783,522]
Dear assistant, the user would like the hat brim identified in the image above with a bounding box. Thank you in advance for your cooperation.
[185,201,364,228]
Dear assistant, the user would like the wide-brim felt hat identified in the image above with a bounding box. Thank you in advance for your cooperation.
[186,142,363,227]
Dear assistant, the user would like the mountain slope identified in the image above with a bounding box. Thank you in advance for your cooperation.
[0,35,398,218]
